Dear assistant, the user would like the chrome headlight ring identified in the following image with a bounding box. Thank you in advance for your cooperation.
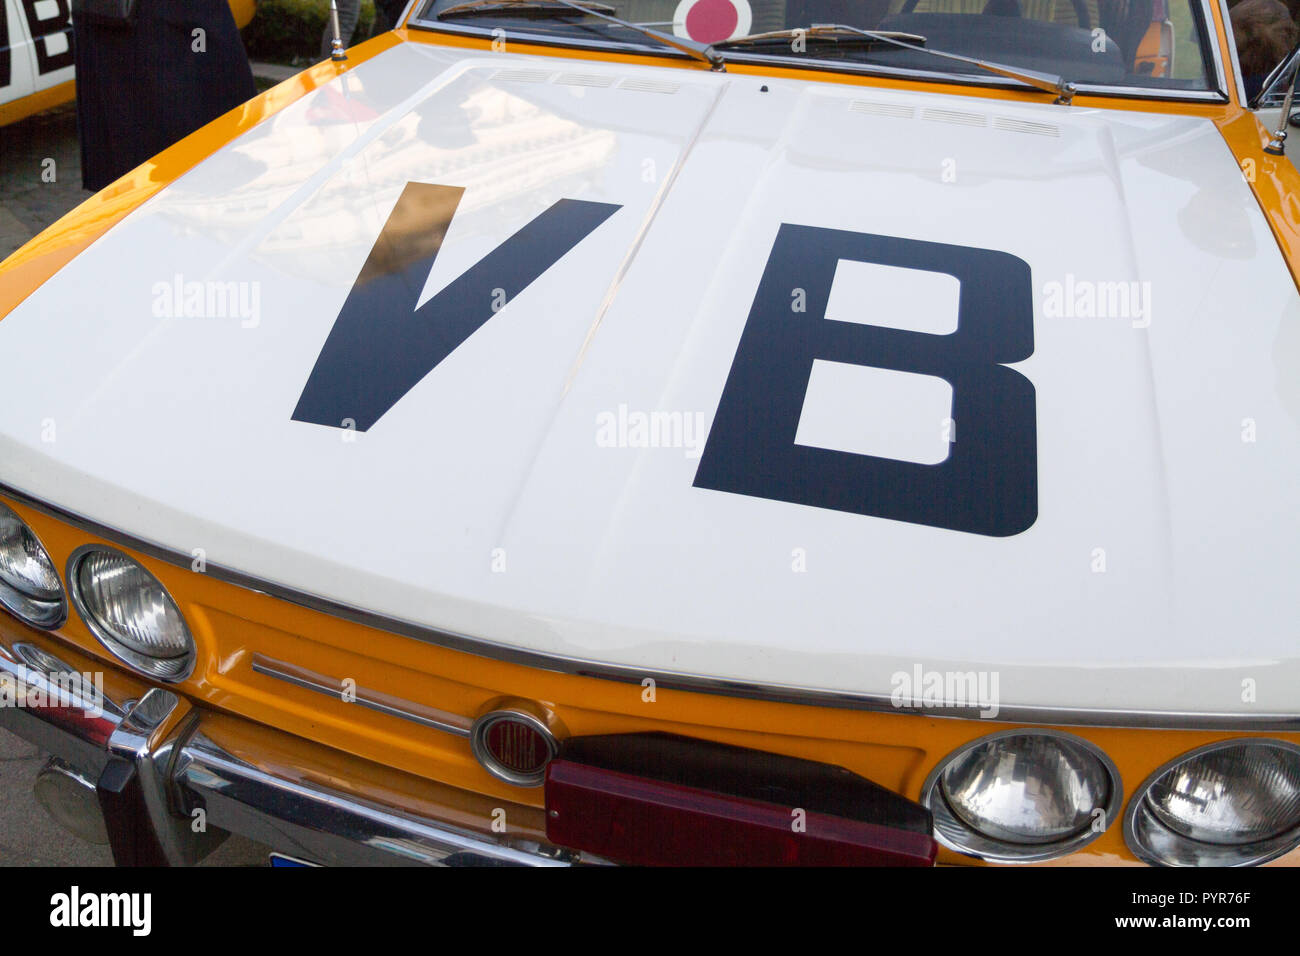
[1124,739,1300,867]
[0,501,67,630]
[66,544,196,683]
[921,728,1122,863]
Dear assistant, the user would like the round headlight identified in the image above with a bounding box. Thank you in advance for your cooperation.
[1125,740,1300,866]
[0,501,66,628]
[922,730,1120,862]
[68,546,195,681]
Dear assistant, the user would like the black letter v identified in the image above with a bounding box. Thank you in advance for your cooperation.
[292,182,621,431]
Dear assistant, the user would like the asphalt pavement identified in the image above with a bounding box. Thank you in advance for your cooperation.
[0,101,83,260]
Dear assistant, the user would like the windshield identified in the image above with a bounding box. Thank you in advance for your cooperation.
[416,0,1218,94]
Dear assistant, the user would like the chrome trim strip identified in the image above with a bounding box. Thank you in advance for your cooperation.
[3,487,1299,731]
[252,654,472,738]
[408,0,1230,104]
[1201,0,1231,99]
[174,729,572,866]
[1219,0,1248,105]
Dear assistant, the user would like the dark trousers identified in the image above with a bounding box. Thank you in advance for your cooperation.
[73,0,257,191]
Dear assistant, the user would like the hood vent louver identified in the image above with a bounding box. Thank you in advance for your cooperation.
[618,77,681,94]
[921,107,987,127]
[993,116,1061,137]
[849,100,914,119]
[491,68,552,84]
[555,73,616,88]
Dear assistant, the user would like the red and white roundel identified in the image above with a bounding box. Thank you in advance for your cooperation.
[672,0,753,44]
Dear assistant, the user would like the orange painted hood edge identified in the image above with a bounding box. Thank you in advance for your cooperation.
[1216,107,1300,291]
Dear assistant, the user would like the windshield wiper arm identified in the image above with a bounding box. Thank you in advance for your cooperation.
[437,0,726,71]
[715,23,1075,104]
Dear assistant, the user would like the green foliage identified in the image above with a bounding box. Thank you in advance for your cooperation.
[242,0,379,63]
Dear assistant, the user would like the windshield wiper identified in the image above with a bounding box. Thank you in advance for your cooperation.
[437,0,726,71]
[715,24,1075,104]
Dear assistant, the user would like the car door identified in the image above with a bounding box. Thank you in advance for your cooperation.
[20,0,73,95]
[0,0,37,111]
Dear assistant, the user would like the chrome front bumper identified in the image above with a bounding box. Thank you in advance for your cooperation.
[0,633,575,867]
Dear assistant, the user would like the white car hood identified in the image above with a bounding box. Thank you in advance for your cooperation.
[2,40,1298,718]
